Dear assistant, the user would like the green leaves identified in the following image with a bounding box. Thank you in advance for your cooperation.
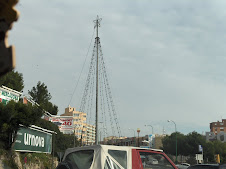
[162,131,226,164]
[28,81,58,115]
[28,81,51,104]
[0,101,43,150]
[0,70,24,92]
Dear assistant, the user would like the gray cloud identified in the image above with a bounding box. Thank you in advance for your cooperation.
[9,0,226,136]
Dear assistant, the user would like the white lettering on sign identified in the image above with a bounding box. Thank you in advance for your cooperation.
[24,133,44,147]
[15,140,21,143]
[50,117,73,131]
[17,132,22,136]
[0,90,19,101]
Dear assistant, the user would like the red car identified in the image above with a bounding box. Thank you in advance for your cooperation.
[56,145,177,169]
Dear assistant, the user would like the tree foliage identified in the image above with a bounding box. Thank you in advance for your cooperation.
[28,81,51,103]
[0,101,43,150]
[28,81,58,115]
[162,132,186,155]
[0,71,74,160]
[0,70,24,92]
[162,131,226,164]
[185,131,206,155]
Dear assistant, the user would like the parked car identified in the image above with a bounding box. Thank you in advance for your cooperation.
[188,164,226,169]
[176,163,190,169]
[56,145,178,169]
[181,163,190,166]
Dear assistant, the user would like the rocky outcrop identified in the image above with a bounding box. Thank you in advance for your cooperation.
[14,152,23,168]
[0,151,58,169]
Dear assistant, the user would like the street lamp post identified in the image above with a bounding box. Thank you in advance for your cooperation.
[167,120,177,163]
[145,124,154,134]
[73,125,76,147]
[137,128,140,147]
[128,128,136,146]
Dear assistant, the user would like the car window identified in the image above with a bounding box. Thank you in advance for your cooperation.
[139,151,175,169]
[64,150,94,169]
[104,156,123,169]
[108,149,127,169]
[104,157,112,169]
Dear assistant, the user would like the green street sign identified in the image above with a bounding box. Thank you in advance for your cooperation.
[13,127,52,153]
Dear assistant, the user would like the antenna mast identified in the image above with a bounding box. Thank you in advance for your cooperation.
[94,15,102,145]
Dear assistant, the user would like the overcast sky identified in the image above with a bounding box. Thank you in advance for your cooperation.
[9,0,226,137]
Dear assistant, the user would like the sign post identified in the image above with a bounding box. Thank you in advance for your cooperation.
[198,145,203,163]
[196,154,203,164]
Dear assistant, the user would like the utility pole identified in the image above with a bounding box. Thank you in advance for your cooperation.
[168,120,177,164]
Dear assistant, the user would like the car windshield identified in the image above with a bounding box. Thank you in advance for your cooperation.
[139,151,175,169]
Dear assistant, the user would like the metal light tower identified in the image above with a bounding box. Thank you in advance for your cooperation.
[94,15,102,145]
[80,15,121,146]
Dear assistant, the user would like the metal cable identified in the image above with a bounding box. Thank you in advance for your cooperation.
[78,32,121,140]
[68,28,95,106]
[79,45,96,112]
[100,48,121,137]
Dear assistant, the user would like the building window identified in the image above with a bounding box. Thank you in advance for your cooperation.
[215,128,217,131]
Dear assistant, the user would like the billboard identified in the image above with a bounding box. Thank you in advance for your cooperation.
[50,116,73,134]
[0,86,21,104]
[13,126,52,153]
[148,134,155,148]
[206,132,226,142]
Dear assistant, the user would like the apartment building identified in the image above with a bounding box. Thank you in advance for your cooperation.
[210,119,226,134]
[61,106,95,144]
[103,134,165,149]
[86,123,96,145]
